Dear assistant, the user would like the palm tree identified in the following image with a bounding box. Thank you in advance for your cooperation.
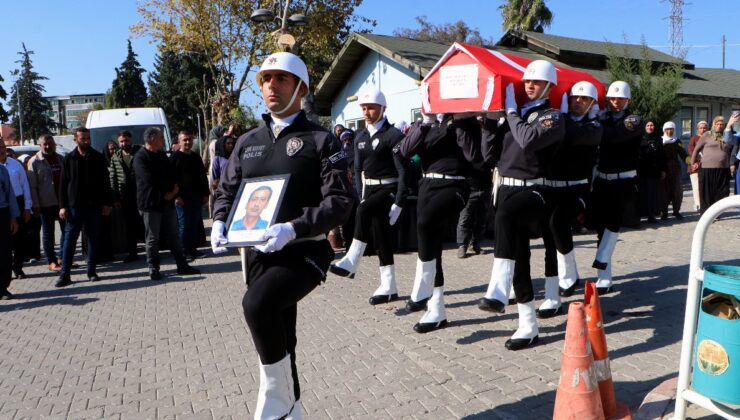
[499,0,553,33]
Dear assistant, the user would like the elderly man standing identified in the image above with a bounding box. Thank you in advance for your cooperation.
[0,163,20,299]
[28,134,66,272]
[0,143,32,279]
[56,127,113,287]
[134,127,200,280]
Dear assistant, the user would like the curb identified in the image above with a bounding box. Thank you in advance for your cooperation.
[634,376,677,420]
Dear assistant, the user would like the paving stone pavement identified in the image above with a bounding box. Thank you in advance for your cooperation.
[1,197,738,419]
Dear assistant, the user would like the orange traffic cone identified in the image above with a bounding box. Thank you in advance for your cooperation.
[553,302,605,420]
[584,282,632,420]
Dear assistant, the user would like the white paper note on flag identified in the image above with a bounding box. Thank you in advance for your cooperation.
[440,64,479,99]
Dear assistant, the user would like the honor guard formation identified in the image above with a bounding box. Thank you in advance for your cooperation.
[2,46,734,420]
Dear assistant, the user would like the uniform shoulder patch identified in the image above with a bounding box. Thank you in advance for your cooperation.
[624,115,641,131]
[328,150,347,164]
[527,112,539,124]
[538,111,561,129]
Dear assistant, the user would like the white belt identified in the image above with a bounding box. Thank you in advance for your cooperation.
[364,177,398,185]
[500,176,547,187]
[546,179,589,188]
[595,170,637,180]
[424,172,466,180]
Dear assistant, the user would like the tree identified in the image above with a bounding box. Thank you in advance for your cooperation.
[393,16,494,46]
[147,50,217,137]
[0,75,8,123]
[73,103,104,128]
[109,40,148,108]
[8,43,56,142]
[605,40,684,125]
[499,0,553,33]
[131,0,374,125]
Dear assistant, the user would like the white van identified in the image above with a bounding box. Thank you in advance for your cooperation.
[85,107,172,152]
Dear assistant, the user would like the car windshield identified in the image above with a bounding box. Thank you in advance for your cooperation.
[89,125,171,153]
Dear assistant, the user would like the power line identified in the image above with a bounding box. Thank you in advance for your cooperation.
[649,43,740,49]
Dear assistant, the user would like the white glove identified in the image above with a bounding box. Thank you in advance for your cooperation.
[505,83,517,114]
[422,114,436,124]
[255,222,296,253]
[211,220,228,254]
[388,204,402,226]
[560,92,568,114]
[588,103,600,120]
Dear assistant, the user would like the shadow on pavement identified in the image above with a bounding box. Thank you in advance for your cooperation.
[0,296,99,312]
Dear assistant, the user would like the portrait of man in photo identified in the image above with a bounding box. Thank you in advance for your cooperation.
[230,186,273,231]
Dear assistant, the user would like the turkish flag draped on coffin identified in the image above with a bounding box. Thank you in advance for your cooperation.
[420,42,605,114]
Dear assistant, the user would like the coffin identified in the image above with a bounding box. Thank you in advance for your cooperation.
[421,42,605,113]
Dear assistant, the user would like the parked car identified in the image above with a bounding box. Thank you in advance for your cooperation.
[85,107,172,153]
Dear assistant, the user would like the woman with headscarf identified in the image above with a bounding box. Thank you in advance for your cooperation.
[637,120,666,223]
[210,135,235,192]
[688,121,709,211]
[103,140,119,166]
[691,116,733,213]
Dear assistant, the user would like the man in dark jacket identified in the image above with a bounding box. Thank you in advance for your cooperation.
[171,130,209,259]
[133,127,199,280]
[110,130,143,262]
[56,127,113,287]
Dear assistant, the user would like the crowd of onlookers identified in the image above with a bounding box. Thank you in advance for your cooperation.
[0,123,246,299]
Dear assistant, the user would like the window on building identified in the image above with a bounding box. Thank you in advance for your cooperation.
[680,106,693,141]
[696,107,709,129]
[346,119,366,131]
[411,108,422,123]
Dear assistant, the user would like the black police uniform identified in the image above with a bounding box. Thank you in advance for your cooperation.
[590,111,643,245]
[483,101,565,303]
[212,111,355,402]
[350,119,406,265]
[541,113,602,294]
[400,116,478,287]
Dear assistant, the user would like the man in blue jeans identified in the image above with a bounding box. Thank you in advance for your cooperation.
[0,163,20,299]
[56,127,113,287]
[171,131,209,259]
[134,127,200,280]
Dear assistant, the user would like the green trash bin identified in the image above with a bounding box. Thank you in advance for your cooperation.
[692,264,740,404]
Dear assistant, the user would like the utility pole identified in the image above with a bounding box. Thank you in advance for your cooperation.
[668,0,685,58]
[722,34,726,69]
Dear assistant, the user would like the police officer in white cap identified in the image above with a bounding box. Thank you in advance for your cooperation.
[478,59,565,350]
[538,81,603,318]
[212,52,354,420]
[398,109,481,333]
[589,81,643,294]
[329,88,408,306]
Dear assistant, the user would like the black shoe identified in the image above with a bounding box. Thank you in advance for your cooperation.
[55,276,72,288]
[457,246,467,259]
[405,298,429,312]
[88,273,101,282]
[122,254,139,263]
[369,293,399,305]
[646,217,658,224]
[661,213,668,220]
[592,260,607,270]
[185,255,196,263]
[536,305,563,319]
[413,319,448,334]
[559,279,580,297]
[673,212,684,220]
[477,297,506,313]
[471,244,482,255]
[12,269,26,279]
[0,289,14,300]
[596,285,614,295]
[150,270,163,281]
[508,297,517,305]
[505,335,539,350]
[189,249,205,258]
[177,265,201,275]
[328,264,355,279]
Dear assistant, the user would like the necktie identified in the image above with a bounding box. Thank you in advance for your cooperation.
[273,124,286,138]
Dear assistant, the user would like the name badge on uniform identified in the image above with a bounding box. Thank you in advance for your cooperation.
[286,138,303,156]
[371,139,380,150]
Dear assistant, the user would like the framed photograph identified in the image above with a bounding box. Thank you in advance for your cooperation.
[224,174,290,247]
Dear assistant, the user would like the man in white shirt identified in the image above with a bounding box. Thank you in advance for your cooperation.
[0,143,32,279]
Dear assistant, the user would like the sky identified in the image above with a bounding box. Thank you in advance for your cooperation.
[1,0,738,114]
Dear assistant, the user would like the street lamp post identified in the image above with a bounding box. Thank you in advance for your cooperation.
[250,0,309,52]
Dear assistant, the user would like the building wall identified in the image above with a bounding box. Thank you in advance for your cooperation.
[331,52,423,131]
